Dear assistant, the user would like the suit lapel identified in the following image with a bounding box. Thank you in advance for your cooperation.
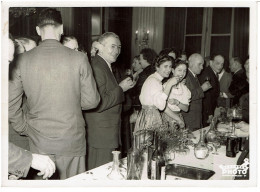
[96,55,118,84]
[188,70,200,85]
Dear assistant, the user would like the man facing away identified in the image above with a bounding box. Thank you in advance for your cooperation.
[8,8,100,179]
[84,32,135,170]
[8,37,56,180]
[182,53,212,131]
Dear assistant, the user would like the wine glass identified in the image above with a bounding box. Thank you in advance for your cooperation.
[163,149,175,165]
[205,76,210,82]
[212,140,221,155]
[125,69,133,81]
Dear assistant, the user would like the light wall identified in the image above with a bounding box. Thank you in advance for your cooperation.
[131,7,165,60]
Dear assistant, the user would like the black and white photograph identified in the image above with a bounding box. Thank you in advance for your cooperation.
[1,0,259,191]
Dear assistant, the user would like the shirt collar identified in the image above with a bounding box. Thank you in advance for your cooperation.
[188,68,197,77]
[98,54,112,72]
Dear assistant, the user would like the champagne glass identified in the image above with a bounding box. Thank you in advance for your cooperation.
[163,148,175,165]
[174,75,182,89]
[205,76,210,82]
[125,69,133,81]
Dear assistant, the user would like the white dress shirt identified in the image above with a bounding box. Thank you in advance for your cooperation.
[139,72,168,111]
[165,83,191,112]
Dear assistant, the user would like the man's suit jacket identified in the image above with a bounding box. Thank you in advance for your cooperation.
[217,70,233,108]
[182,70,204,131]
[229,69,249,106]
[198,66,220,126]
[219,70,232,96]
[8,142,32,178]
[84,55,125,148]
[9,39,100,156]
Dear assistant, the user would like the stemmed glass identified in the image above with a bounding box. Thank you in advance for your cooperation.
[163,148,175,165]
[212,139,221,155]
[125,69,133,81]
[205,76,210,82]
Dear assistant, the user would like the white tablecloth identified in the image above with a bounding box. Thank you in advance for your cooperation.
[67,126,242,181]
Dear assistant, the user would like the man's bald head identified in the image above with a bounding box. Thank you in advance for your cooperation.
[188,53,204,75]
[211,55,224,73]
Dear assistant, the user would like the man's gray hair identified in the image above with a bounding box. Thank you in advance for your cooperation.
[188,53,203,66]
[98,32,119,44]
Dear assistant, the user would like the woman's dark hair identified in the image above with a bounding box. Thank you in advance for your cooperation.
[37,8,62,28]
[61,35,77,45]
[140,48,157,65]
[173,59,188,69]
[133,55,140,60]
[159,47,178,59]
[154,53,175,68]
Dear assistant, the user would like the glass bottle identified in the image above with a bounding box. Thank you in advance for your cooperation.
[205,117,217,143]
[107,151,125,180]
[148,132,165,180]
[194,129,210,159]
[127,135,141,180]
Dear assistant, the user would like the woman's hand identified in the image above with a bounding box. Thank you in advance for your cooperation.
[180,78,186,85]
[167,76,180,87]
[168,98,180,106]
[177,119,185,129]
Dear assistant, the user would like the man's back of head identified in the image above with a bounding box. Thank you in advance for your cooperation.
[37,8,62,28]
[36,8,63,41]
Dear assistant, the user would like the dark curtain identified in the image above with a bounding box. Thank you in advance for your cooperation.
[163,8,186,51]
[233,8,249,63]
[107,7,133,69]
[74,8,92,57]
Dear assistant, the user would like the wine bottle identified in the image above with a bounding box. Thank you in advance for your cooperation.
[148,132,165,180]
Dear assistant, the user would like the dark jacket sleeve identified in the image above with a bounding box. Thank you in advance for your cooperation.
[186,75,204,101]
[92,64,124,113]
[8,142,32,178]
[229,77,248,97]
[80,54,100,110]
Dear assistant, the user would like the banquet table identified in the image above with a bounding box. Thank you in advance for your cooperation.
[67,126,243,181]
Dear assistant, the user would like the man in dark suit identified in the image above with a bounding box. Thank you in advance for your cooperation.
[199,55,223,127]
[84,32,135,170]
[132,48,157,109]
[228,57,249,106]
[182,53,212,131]
[9,8,100,179]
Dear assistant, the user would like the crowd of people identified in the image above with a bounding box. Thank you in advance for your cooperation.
[7,8,250,180]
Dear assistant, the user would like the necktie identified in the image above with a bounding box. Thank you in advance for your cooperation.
[216,73,219,80]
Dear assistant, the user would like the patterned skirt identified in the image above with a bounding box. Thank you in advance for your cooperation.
[133,105,169,148]
[133,105,164,133]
